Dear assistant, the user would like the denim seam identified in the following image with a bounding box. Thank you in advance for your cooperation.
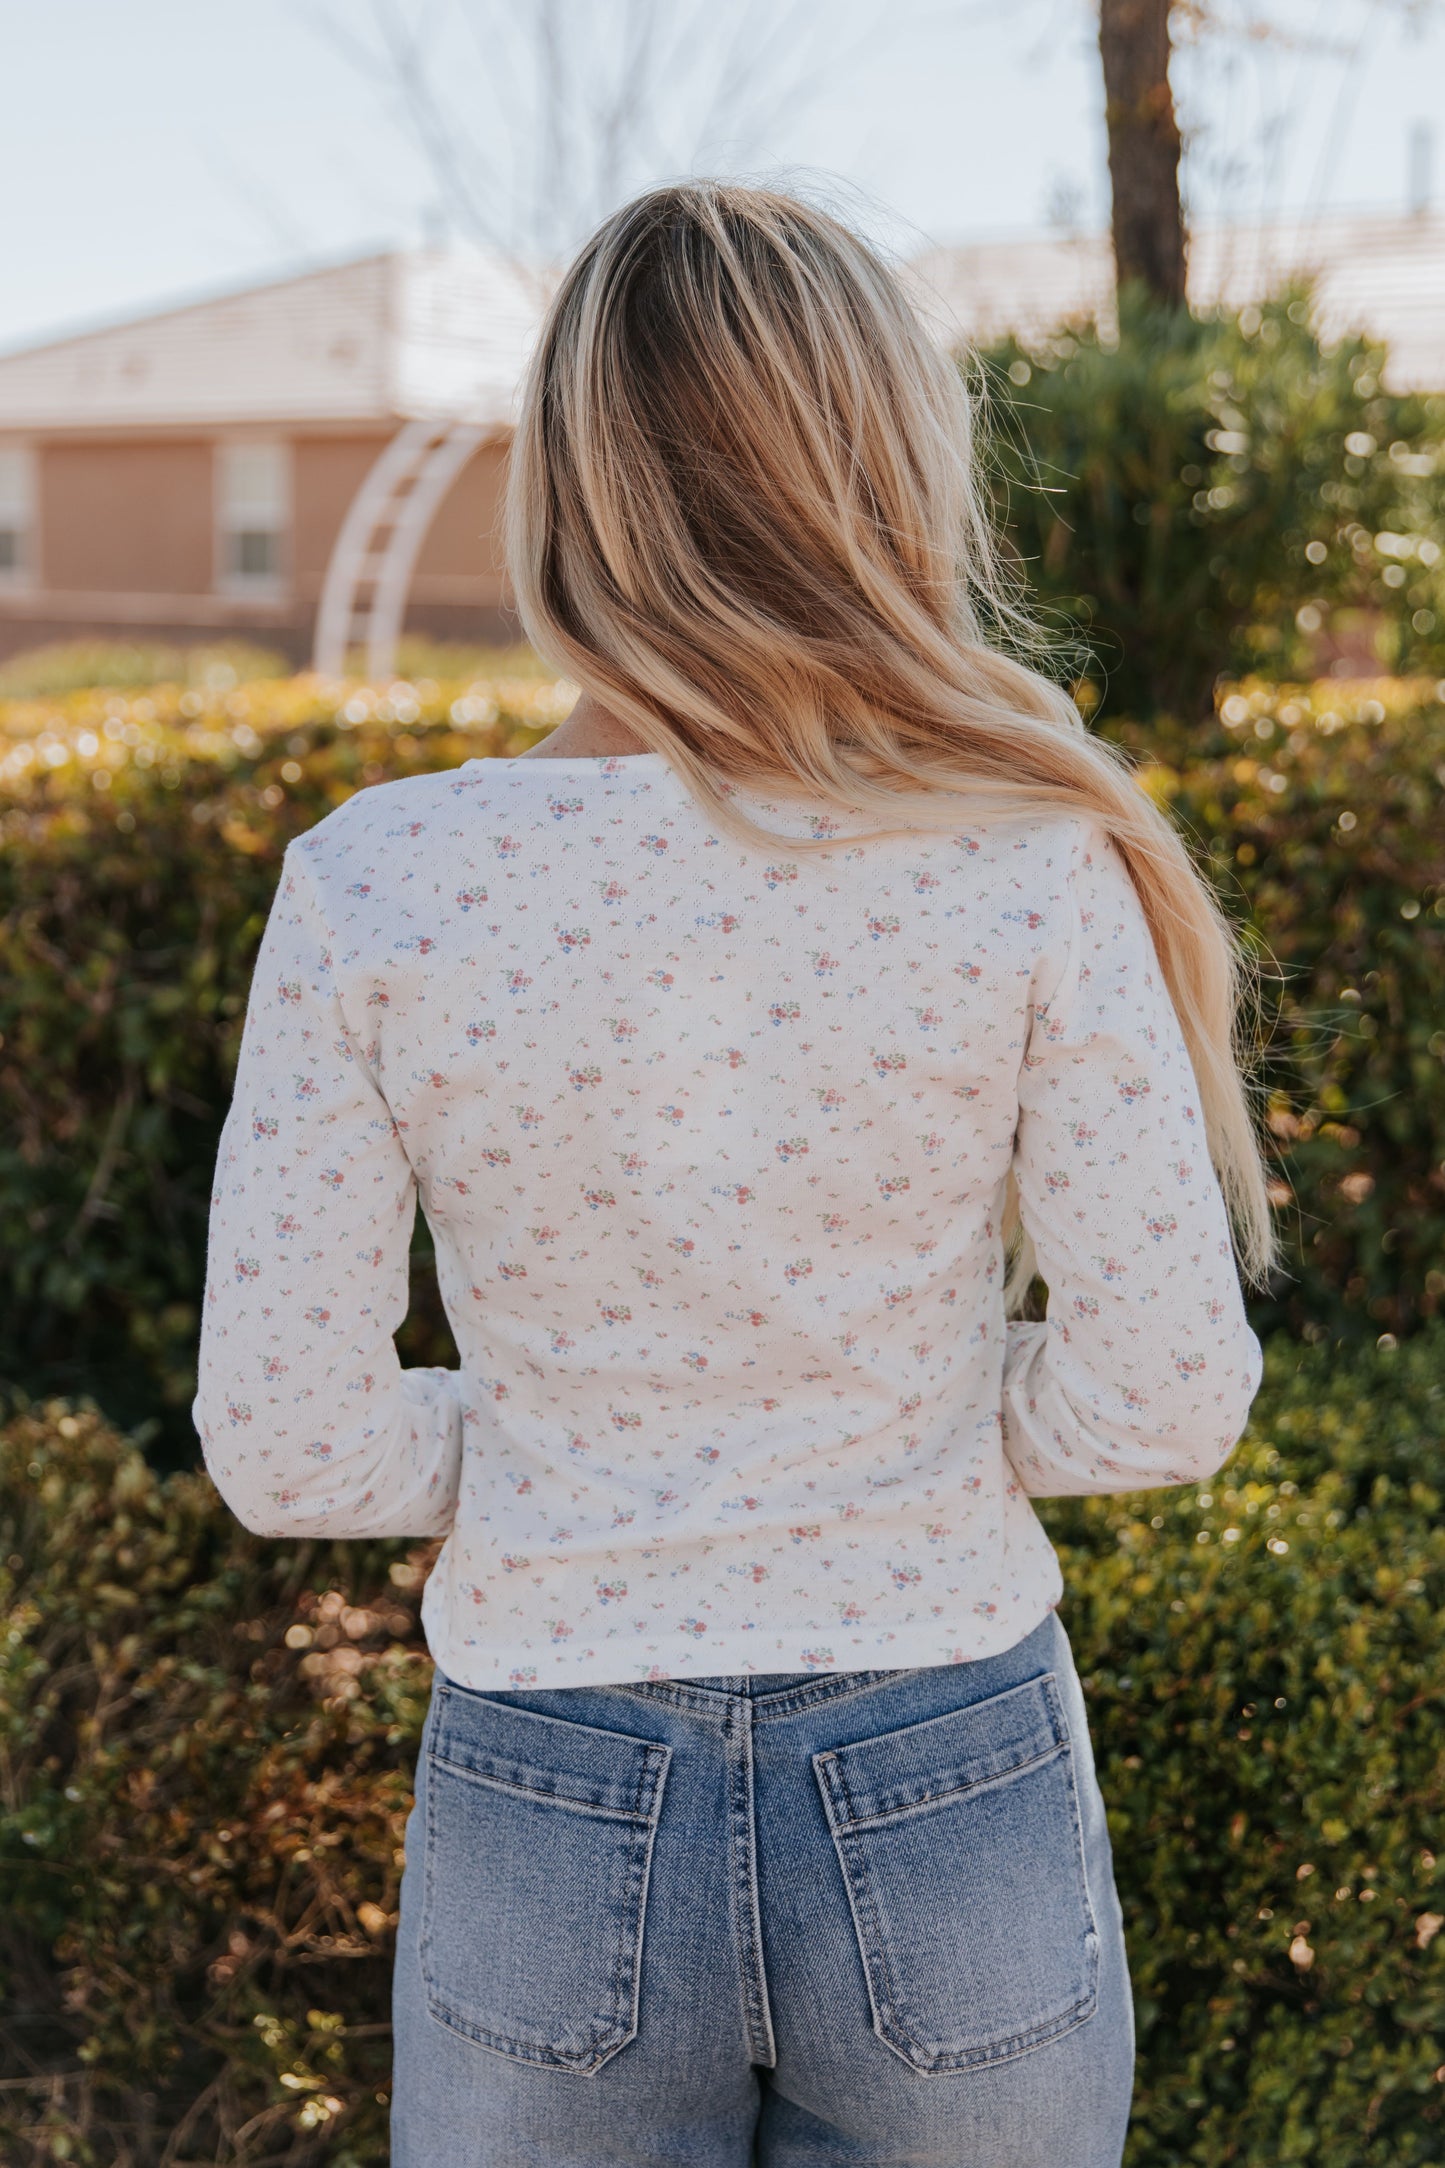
[830,1737,1071,1833]
[426,1747,661,1825]
[723,1701,777,2067]
[609,1665,923,1723]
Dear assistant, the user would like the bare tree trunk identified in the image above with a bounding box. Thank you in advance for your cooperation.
[1098,0,1187,306]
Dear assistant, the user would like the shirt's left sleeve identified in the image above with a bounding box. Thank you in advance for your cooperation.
[193,841,463,1538]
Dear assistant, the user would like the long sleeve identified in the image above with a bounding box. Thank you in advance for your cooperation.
[1000,820,1262,1498]
[193,841,463,1538]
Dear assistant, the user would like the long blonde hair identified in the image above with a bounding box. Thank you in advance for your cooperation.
[504,179,1276,1289]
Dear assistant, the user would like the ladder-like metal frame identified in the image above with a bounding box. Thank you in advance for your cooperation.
[311,416,488,680]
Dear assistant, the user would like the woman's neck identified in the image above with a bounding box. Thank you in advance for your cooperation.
[515,690,653,760]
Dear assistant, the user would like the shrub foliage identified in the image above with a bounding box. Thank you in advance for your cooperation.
[982,290,1445,722]
[2,1331,1441,2164]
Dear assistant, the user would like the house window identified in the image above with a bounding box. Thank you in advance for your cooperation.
[216,442,289,593]
[0,445,35,585]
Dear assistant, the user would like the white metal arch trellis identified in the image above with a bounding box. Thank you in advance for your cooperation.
[311,417,488,680]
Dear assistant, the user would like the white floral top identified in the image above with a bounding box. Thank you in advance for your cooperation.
[195,751,1262,1689]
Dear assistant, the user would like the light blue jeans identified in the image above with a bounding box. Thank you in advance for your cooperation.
[391,1609,1135,2165]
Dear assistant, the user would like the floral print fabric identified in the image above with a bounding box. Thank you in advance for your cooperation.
[195,752,1261,1688]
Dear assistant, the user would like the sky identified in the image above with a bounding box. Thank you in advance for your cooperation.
[1,0,1442,353]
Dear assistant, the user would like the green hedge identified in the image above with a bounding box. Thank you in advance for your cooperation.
[2,1329,1441,2164]
[2,672,1442,1460]
[981,289,1445,724]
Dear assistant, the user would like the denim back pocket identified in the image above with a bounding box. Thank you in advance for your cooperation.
[813,1671,1099,2074]
[420,1682,671,2074]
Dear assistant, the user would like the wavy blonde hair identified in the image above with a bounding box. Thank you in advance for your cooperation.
[505,179,1276,1289]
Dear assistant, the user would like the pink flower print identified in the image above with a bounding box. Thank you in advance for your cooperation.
[877,1173,910,1199]
[344,880,373,897]
[635,1266,664,1289]
[465,1019,496,1044]
[919,1130,943,1156]
[567,1063,603,1091]
[226,1399,252,1427]
[682,1350,708,1372]
[891,1564,923,1590]
[1067,1120,1097,1147]
[273,1213,300,1239]
[498,1260,527,1280]
[320,1167,345,1189]
[599,1302,632,1325]
[812,1086,845,1112]
[823,1214,846,1235]
[1121,1386,1148,1412]
[1206,1296,1226,1323]
[669,1236,696,1256]
[883,1284,915,1309]
[911,1006,943,1031]
[395,934,438,956]
[595,1581,628,1605]
[366,988,390,1007]
[763,864,798,889]
[706,1046,747,1069]
[712,1181,754,1205]
[277,977,302,1005]
[775,1135,809,1161]
[954,960,983,982]
[1172,1159,1195,1183]
[808,812,844,839]
[303,1305,332,1327]
[610,1408,643,1431]
[646,968,676,992]
[1145,1212,1179,1242]
[679,1617,708,1637]
[1044,1170,1071,1195]
[955,835,982,856]
[866,914,901,941]
[769,1000,801,1026]
[386,819,427,838]
[234,1254,261,1282]
[556,924,591,951]
[252,1116,278,1141]
[302,1439,333,1462]
[1117,1074,1152,1106]
[262,1356,287,1381]
[839,1600,866,1622]
[974,1601,999,1621]
[639,833,668,854]
[658,1103,686,1126]
[506,1471,533,1493]
[1173,1350,1207,1379]
[807,950,838,976]
[910,869,940,893]
[612,1508,637,1527]
[500,1553,530,1573]
[293,1076,320,1102]
[606,1017,638,1043]
[939,1286,957,1305]
[547,1620,575,1643]
[696,1443,720,1462]
[456,886,488,911]
[1002,908,1045,932]
[899,1392,922,1419]
[722,1495,763,1514]
[619,1150,646,1174]
[838,1501,864,1521]
[727,1308,767,1328]
[789,1525,821,1543]
[509,1667,539,1688]
[923,1523,949,1544]
[1073,1294,1101,1319]
[582,1187,617,1211]
[505,969,533,996]
[479,1146,512,1165]
[1093,1256,1126,1283]
[800,1648,836,1669]
[599,877,627,902]
[872,1049,906,1079]
[516,1106,543,1129]
[546,795,584,820]
[783,1257,813,1285]
[419,1069,446,1090]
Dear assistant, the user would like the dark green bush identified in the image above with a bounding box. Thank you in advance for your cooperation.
[981,289,1445,724]
[2,1330,1441,2164]
[1148,678,1445,1341]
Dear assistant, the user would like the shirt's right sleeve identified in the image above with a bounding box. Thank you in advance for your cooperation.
[193,841,463,1539]
[1000,820,1262,1498]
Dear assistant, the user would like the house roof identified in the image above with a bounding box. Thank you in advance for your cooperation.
[0,247,550,432]
[907,208,1445,390]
